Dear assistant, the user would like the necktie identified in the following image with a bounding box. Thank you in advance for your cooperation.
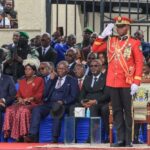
[91,77,97,87]
[93,77,97,86]
[43,48,46,56]
[44,76,49,83]
[78,79,83,90]
[56,78,62,89]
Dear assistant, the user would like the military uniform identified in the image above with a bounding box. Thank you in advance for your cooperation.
[93,36,143,87]
[92,16,143,146]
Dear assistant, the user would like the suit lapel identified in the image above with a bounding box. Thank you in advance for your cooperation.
[44,78,51,97]
[92,74,104,90]
[44,47,52,58]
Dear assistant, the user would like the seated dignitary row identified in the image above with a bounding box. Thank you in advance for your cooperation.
[0,57,110,143]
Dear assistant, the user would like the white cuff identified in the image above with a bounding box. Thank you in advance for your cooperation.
[98,35,105,39]
[2,98,6,103]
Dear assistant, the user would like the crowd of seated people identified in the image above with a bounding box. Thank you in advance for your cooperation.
[0,27,150,144]
[0,0,17,28]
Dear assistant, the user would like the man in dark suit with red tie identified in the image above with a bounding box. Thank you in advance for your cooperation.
[69,63,86,116]
[37,33,57,64]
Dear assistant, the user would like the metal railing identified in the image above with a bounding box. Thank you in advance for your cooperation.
[46,0,150,42]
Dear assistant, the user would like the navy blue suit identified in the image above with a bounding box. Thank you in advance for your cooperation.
[0,74,16,130]
[29,75,78,141]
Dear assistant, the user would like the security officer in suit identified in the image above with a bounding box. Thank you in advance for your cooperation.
[37,33,57,64]
[92,16,143,147]
[0,63,16,132]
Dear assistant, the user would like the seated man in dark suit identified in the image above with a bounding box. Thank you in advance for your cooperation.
[38,61,56,101]
[24,61,78,143]
[37,33,57,64]
[69,63,86,116]
[72,59,110,141]
[0,63,16,132]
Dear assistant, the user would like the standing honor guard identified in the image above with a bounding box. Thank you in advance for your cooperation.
[92,16,143,147]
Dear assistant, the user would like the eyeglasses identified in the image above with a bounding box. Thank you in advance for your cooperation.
[39,67,45,70]
[65,54,73,57]
[41,39,46,42]
[88,57,95,60]
[90,65,100,68]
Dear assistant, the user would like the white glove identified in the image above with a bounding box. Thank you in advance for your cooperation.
[99,23,114,39]
[130,83,139,96]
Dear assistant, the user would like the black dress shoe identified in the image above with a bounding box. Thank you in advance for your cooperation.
[110,141,125,147]
[104,138,109,143]
[24,134,38,143]
[126,143,133,147]
[133,139,144,144]
[16,137,24,142]
[85,138,90,143]
[52,137,58,143]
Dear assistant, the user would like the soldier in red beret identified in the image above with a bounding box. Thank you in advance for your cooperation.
[92,16,143,147]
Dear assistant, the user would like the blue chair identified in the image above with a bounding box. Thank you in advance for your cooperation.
[39,115,64,143]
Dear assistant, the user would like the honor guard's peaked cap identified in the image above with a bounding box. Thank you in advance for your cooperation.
[114,16,132,25]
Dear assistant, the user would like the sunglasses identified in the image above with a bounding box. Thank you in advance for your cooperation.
[39,67,45,70]
[90,65,100,68]
[65,54,73,57]
[41,39,47,42]
[88,57,95,60]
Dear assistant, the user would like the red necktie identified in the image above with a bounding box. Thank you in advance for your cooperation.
[78,79,83,90]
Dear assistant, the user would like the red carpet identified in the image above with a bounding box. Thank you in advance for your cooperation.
[0,143,149,150]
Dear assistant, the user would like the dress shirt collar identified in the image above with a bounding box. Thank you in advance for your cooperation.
[58,75,66,81]
[42,45,51,54]
[68,62,75,68]
[78,75,85,82]
[12,43,15,47]
[45,74,50,82]
[92,73,101,81]
[55,75,67,88]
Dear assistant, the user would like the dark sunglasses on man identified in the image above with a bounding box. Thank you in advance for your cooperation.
[90,65,100,68]
[65,54,73,57]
